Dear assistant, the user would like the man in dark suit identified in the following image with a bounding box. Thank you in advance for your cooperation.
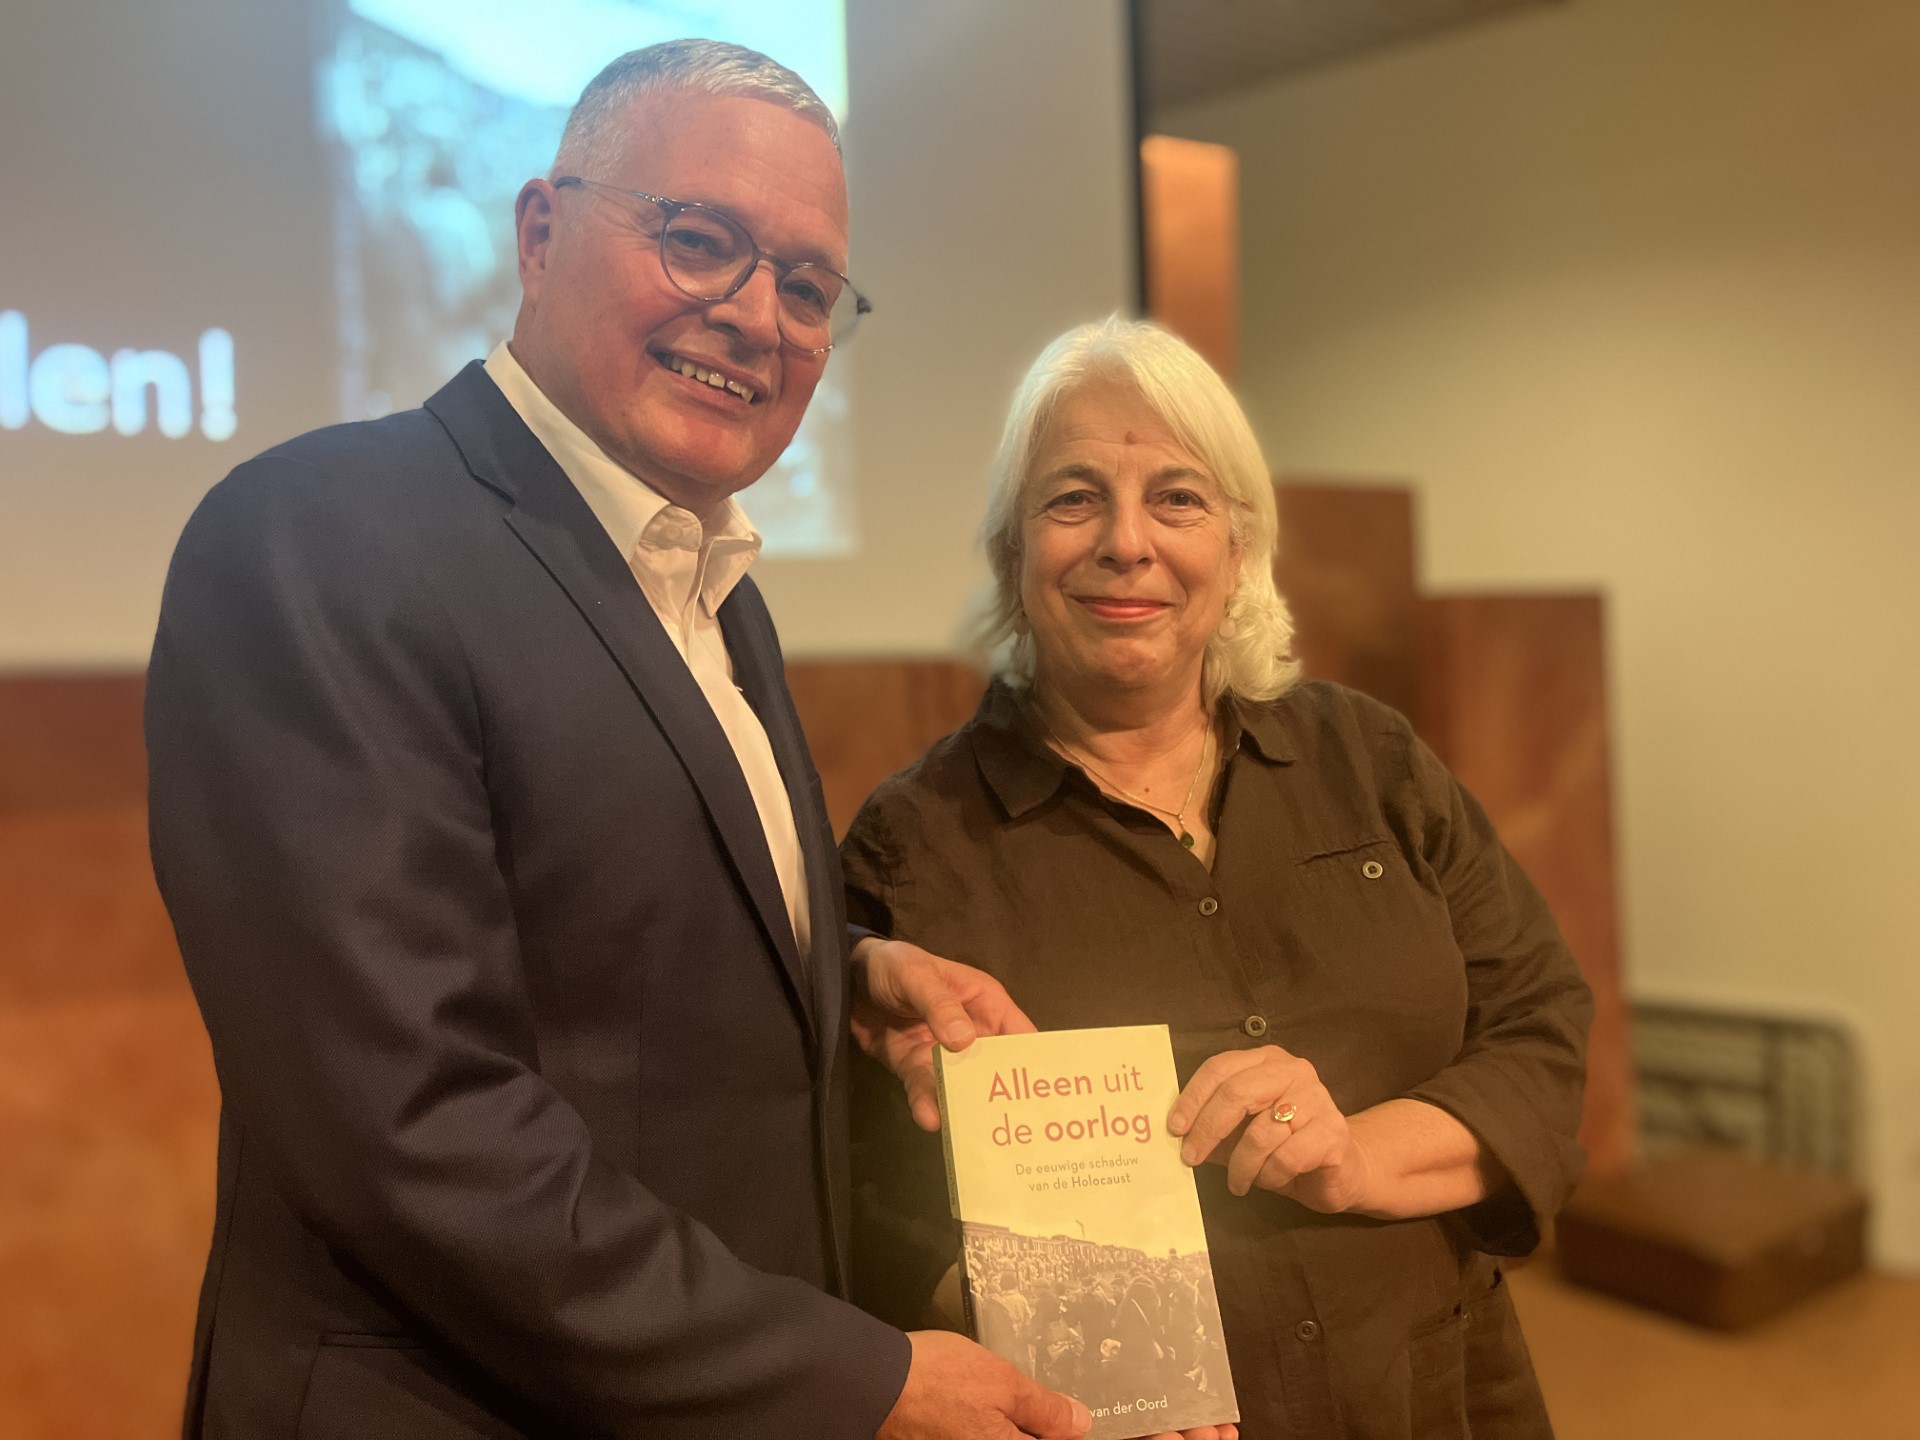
[146,40,1091,1440]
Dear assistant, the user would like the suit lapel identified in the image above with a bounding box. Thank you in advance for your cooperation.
[424,364,817,1045]
[721,590,854,1294]
[720,591,845,1051]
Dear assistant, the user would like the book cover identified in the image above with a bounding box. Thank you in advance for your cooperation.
[935,1025,1239,1439]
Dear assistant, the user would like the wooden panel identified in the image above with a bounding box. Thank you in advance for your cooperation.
[1140,134,1239,381]
[786,659,987,838]
[0,672,147,813]
[0,989,215,1438]
[1272,480,1421,718]
[0,641,1637,1439]
[1,675,205,1435]
[0,807,181,1003]
[1416,594,1636,1179]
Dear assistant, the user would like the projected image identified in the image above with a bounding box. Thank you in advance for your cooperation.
[318,0,856,555]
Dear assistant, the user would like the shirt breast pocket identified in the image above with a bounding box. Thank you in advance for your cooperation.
[1294,834,1402,888]
[1285,836,1466,1046]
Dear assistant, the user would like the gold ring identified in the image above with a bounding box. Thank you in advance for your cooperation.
[1271,1104,1297,1125]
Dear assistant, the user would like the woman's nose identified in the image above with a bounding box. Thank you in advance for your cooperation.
[1097,498,1152,567]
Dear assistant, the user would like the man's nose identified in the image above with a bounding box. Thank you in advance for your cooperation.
[703,260,783,349]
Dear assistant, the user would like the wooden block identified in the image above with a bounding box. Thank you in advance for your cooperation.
[1140,134,1238,381]
[1272,481,1420,718]
[786,659,986,838]
[0,672,148,813]
[0,989,217,1437]
[1557,1147,1867,1329]
[1416,593,1636,1180]
[0,807,182,1002]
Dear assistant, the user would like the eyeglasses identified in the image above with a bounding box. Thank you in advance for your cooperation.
[554,175,871,353]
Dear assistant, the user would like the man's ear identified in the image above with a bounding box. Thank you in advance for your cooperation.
[515,179,558,297]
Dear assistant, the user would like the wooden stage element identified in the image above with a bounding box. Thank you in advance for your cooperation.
[0,675,215,1437]
[1273,481,1422,720]
[1139,134,1240,383]
[1273,482,1634,1179]
[785,659,984,837]
[0,511,1632,1431]
[1419,594,1636,1178]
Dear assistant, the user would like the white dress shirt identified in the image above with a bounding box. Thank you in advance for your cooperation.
[483,342,811,964]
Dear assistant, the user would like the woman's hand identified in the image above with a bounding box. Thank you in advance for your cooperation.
[1165,1045,1375,1212]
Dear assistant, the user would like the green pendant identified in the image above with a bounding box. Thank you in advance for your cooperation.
[1180,830,1195,848]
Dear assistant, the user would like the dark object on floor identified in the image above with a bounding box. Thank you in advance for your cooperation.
[1555,1145,1868,1329]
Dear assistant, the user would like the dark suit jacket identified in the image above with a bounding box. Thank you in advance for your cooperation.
[146,362,910,1438]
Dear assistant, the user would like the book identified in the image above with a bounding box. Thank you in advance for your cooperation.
[935,1025,1239,1439]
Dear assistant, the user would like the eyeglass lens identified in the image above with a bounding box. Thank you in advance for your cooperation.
[655,207,859,349]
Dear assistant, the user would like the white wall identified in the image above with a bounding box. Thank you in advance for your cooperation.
[1160,0,1920,1266]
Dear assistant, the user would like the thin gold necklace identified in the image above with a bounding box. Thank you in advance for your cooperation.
[1046,722,1213,850]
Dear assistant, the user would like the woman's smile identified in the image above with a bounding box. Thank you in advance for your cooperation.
[1074,595,1172,622]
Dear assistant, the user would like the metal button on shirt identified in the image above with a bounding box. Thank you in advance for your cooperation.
[1198,896,1219,916]
[1295,1319,1321,1342]
[1362,860,1385,879]
[1243,1014,1268,1038]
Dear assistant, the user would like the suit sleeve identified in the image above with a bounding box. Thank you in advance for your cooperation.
[146,455,909,1436]
[1389,720,1594,1257]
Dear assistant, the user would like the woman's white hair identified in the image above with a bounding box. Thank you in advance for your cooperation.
[553,39,840,179]
[977,315,1300,705]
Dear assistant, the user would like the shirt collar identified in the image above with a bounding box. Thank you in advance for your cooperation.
[482,341,762,617]
[970,678,1298,821]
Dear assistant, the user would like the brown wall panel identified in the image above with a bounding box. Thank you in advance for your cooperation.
[785,658,987,837]
[0,807,181,1003]
[0,672,148,813]
[0,991,215,1437]
[0,624,1635,1435]
[1141,134,1239,381]
[1272,481,1421,718]
[0,678,209,1437]
[1416,594,1636,1179]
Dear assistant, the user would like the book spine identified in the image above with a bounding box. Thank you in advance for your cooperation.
[933,1045,964,1220]
[933,1048,980,1340]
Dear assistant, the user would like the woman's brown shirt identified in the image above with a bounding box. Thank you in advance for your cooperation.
[843,680,1592,1439]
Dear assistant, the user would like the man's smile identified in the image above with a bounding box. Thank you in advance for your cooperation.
[651,347,763,405]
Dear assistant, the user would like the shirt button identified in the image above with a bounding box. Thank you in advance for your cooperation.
[1295,1319,1320,1342]
[1198,897,1219,916]
[1242,1014,1268,1038]
[1362,860,1385,879]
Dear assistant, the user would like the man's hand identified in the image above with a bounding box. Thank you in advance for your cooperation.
[879,1331,1089,1440]
[851,939,1036,1131]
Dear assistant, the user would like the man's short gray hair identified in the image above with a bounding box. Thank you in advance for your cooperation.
[977,315,1301,706]
[554,39,840,179]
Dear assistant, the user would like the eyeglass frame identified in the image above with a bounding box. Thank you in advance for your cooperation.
[552,175,872,354]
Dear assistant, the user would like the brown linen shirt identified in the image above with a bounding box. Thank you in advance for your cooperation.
[844,679,1592,1439]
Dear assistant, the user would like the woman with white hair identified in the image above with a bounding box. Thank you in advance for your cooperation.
[845,317,1591,1437]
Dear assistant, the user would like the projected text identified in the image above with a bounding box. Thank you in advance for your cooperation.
[0,312,236,441]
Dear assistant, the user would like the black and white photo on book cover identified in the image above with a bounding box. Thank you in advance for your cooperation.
[937,1025,1239,1439]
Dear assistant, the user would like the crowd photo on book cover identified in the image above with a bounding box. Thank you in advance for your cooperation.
[962,1221,1231,1428]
